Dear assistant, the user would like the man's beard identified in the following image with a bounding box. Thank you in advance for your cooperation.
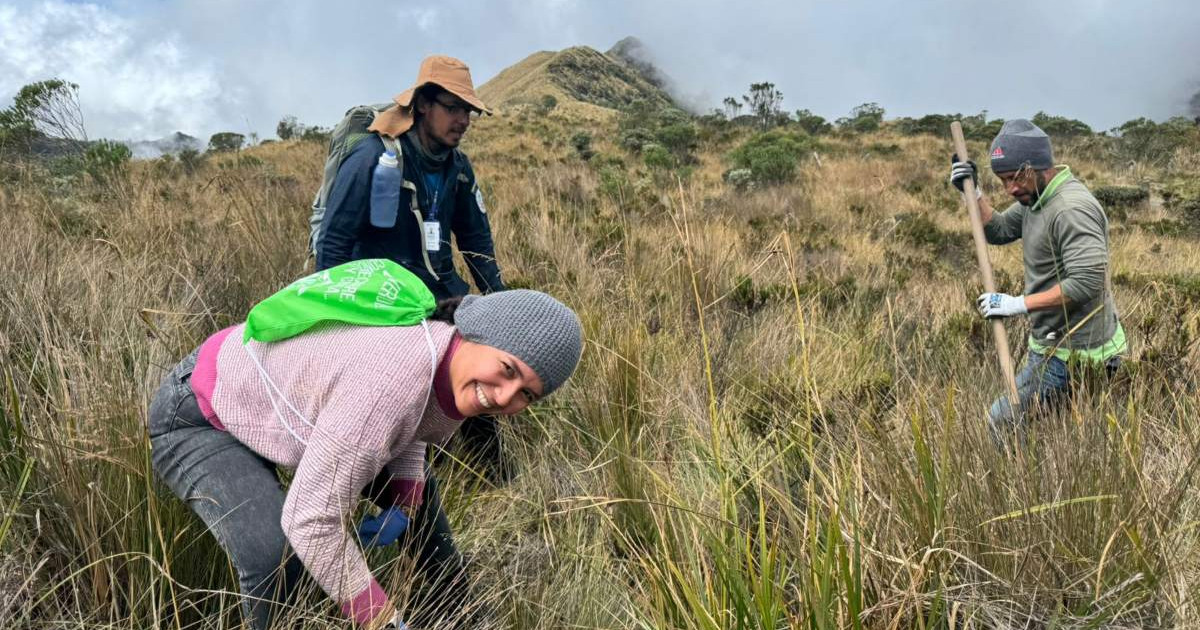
[436,129,464,150]
[1026,172,1051,205]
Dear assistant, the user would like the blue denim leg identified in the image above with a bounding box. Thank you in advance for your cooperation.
[988,351,1071,439]
[148,352,304,630]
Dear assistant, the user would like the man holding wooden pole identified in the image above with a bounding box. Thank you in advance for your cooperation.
[949,119,1127,438]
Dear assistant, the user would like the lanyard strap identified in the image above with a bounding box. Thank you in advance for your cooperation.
[422,170,447,220]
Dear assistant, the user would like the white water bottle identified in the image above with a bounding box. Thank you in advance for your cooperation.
[369,150,401,228]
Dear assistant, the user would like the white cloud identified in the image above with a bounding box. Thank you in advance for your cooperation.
[2,0,1197,141]
[396,6,439,33]
[0,0,239,140]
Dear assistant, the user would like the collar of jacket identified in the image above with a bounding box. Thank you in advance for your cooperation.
[1030,165,1072,213]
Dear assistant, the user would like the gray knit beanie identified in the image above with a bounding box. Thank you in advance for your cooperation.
[989,119,1054,173]
[454,290,583,396]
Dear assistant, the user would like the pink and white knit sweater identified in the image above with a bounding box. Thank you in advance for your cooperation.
[189,320,464,624]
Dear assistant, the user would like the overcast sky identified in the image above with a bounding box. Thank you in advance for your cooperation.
[2,0,1198,142]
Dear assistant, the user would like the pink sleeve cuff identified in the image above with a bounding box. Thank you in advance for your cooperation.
[341,578,389,625]
[382,479,424,509]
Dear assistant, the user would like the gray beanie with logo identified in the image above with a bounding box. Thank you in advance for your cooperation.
[989,119,1054,173]
[454,290,583,396]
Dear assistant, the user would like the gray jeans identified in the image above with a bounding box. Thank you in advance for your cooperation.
[148,349,304,629]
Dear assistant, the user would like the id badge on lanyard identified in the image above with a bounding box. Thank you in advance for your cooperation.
[424,189,442,252]
[423,220,441,252]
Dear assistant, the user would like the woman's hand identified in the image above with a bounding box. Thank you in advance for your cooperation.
[357,506,411,547]
[367,604,408,630]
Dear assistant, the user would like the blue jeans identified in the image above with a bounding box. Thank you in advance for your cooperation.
[988,351,1120,442]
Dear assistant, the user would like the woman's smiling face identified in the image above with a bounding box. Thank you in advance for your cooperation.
[448,339,544,417]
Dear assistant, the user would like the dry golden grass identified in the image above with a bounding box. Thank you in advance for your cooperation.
[2,107,1200,629]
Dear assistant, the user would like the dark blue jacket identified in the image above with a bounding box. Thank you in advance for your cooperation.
[315,134,504,299]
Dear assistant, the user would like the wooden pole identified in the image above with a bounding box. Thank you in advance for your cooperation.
[951,121,1020,406]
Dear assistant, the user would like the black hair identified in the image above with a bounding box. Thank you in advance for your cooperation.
[412,84,446,123]
[430,296,463,323]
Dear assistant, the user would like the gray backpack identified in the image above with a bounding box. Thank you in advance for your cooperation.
[307,103,404,255]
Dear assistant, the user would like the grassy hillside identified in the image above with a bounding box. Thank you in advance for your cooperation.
[479,45,674,114]
[2,100,1200,629]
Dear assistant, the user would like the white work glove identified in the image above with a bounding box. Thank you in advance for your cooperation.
[977,292,1027,319]
[949,155,982,200]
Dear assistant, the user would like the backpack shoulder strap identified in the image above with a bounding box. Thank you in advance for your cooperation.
[380,134,400,156]
[379,131,406,177]
[385,134,437,280]
[308,103,399,255]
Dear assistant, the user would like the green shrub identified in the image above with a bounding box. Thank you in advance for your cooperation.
[724,168,754,191]
[538,94,558,114]
[1093,185,1149,208]
[836,102,885,134]
[0,78,85,156]
[300,126,331,144]
[742,82,785,130]
[618,102,698,164]
[1032,111,1093,137]
[654,122,696,157]
[207,132,244,153]
[642,143,673,170]
[727,130,815,184]
[653,107,691,128]
[892,112,1002,140]
[793,109,832,135]
[276,115,299,140]
[620,128,654,153]
[892,212,970,262]
[1112,117,1200,166]
[570,132,594,160]
[1063,135,1118,166]
[1174,199,1200,230]
[970,117,1005,141]
[1162,177,1200,206]
[178,147,205,175]
[617,99,662,134]
[83,140,132,186]
[695,112,729,131]
[598,165,630,201]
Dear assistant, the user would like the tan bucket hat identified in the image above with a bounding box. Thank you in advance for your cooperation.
[368,55,492,138]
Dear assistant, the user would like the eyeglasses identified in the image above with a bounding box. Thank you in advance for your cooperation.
[433,97,477,119]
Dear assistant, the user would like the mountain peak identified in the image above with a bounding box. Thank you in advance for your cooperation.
[606,36,671,92]
[479,39,676,113]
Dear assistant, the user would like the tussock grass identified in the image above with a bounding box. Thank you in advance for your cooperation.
[2,112,1200,628]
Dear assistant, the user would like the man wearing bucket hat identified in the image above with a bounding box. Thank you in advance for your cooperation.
[316,54,500,297]
[311,55,508,620]
[948,119,1127,439]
